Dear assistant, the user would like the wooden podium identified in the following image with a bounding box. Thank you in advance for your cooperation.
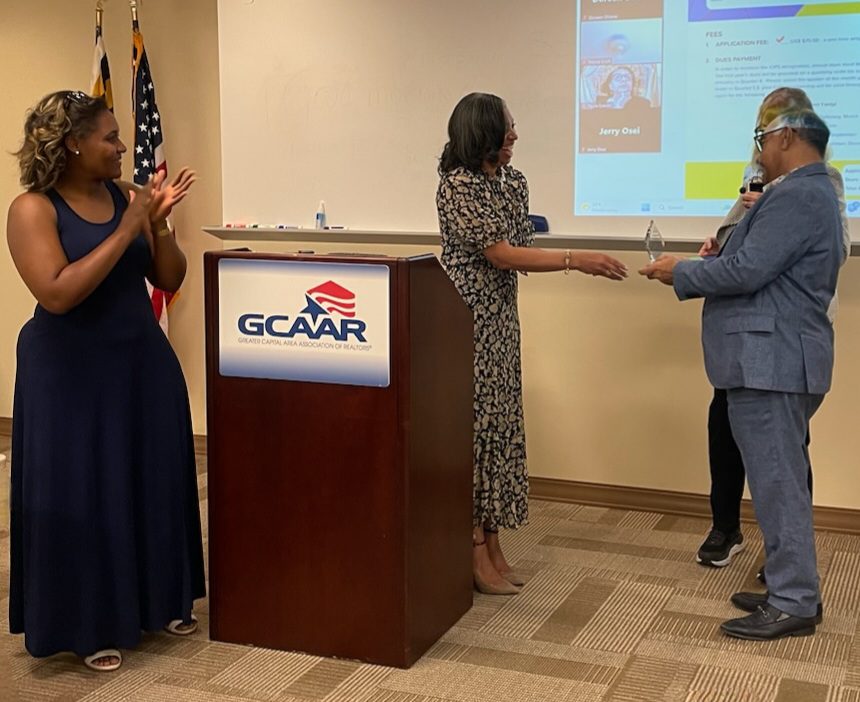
[203,250,474,667]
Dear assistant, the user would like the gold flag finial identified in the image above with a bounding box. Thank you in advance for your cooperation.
[129,0,138,23]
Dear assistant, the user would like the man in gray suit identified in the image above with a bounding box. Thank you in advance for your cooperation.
[640,109,843,640]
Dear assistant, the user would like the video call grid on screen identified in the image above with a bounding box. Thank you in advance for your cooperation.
[574,0,860,218]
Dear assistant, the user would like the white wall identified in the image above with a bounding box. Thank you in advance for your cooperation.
[0,0,222,433]
[2,1,858,513]
[218,0,860,241]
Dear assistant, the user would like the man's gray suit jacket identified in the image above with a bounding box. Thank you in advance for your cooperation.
[673,162,842,395]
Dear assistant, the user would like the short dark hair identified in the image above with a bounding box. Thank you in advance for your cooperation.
[795,121,829,157]
[438,92,506,174]
[778,109,830,157]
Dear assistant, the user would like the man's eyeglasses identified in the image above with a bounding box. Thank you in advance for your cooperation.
[753,125,787,152]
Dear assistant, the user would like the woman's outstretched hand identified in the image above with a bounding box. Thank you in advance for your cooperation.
[572,252,628,280]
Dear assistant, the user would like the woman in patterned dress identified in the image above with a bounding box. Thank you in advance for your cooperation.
[436,93,628,595]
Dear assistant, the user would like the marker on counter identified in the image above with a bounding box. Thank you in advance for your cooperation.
[226,222,309,230]
[225,223,303,229]
[324,225,348,230]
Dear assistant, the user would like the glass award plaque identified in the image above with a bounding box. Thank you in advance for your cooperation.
[644,219,665,262]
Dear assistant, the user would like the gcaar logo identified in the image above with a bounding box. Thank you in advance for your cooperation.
[238,280,368,342]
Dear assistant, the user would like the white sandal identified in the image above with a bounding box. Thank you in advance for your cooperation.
[83,648,122,672]
[164,615,198,636]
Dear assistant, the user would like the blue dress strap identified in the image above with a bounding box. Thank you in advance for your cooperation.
[105,180,129,214]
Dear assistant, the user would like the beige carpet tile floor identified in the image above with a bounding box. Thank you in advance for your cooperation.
[1,448,859,701]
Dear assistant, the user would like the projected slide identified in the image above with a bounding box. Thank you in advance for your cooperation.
[574,0,860,217]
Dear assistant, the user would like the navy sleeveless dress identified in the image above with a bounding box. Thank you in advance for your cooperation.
[9,181,205,658]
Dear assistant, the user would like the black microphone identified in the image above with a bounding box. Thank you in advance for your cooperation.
[739,172,764,194]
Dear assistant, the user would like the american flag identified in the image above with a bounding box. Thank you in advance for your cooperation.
[132,18,175,333]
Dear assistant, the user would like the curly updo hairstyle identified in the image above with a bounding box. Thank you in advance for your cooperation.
[757,87,813,130]
[14,90,109,193]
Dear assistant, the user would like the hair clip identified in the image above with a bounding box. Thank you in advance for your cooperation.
[63,91,89,107]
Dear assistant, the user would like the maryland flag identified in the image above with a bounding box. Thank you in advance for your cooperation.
[90,13,113,110]
[132,13,177,334]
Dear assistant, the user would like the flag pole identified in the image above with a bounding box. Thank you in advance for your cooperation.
[92,0,114,110]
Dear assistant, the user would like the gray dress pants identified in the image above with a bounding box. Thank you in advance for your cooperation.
[726,388,823,618]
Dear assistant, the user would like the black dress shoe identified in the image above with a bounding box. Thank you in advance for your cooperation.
[721,604,816,641]
[730,591,823,624]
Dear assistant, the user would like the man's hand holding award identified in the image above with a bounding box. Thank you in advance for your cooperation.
[640,219,681,285]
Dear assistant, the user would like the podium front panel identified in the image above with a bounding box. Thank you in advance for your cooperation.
[204,251,473,667]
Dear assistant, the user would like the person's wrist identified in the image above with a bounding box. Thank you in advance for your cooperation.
[155,220,171,238]
[120,218,142,242]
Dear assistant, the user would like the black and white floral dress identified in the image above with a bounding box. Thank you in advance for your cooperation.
[436,165,534,529]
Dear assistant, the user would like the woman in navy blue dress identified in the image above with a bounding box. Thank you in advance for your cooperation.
[7,91,205,671]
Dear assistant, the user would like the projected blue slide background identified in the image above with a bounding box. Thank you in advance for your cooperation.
[574,0,860,218]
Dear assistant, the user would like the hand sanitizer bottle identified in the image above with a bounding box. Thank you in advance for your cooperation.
[314,200,326,230]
